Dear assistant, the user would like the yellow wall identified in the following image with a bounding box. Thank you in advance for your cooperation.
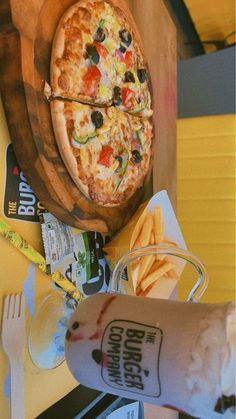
[177,115,235,303]
[184,0,235,53]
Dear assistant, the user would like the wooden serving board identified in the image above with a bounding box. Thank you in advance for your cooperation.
[0,0,176,233]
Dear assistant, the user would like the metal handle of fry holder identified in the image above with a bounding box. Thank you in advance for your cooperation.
[111,245,209,302]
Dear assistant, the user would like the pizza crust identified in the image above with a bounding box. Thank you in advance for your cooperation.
[51,0,89,97]
[50,100,90,199]
[50,27,65,94]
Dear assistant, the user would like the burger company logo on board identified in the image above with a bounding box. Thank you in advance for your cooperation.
[4,144,43,222]
[101,320,163,397]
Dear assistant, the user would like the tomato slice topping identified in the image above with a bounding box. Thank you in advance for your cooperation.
[93,42,109,59]
[82,65,102,97]
[121,87,135,109]
[114,50,133,70]
[98,146,114,167]
[124,51,133,69]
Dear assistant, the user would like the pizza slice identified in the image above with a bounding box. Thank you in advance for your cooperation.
[50,101,153,206]
[51,1,117,104]
[96,1,153,115]
[50,0,153,115]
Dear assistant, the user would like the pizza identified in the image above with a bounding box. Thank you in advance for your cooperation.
[51,101,152,205]
[50,0,154,206]
[51,0,152,115]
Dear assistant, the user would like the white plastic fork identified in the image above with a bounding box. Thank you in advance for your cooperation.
[2,294,26,419]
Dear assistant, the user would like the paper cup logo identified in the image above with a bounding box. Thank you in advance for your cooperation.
[101,320,163,397]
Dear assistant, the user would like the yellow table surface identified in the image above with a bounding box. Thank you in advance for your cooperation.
[0,98,78,419]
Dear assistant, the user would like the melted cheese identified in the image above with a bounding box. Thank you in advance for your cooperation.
[82,33,93,45]
[79,147,89,167]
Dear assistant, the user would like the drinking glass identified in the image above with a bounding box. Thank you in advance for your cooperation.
[111,244,209,302]
[28,245,209,369]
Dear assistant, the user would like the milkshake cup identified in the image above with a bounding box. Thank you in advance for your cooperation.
[65,293,235,418]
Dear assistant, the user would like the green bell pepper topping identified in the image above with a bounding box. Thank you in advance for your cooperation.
[136,130,144,151]
[71,129,96,145]
[99,19,105,29]
[114,151,129,192]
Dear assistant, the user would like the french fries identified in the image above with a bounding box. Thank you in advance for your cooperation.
[137,262,174,295]
[150,233,154,245]
[139,214,153,247]
[153,206,164,243]
[129,205,179,296]
[130,208,148,250]
[137,254,156,284]
[136,259,166,295]
[104,201,180,297]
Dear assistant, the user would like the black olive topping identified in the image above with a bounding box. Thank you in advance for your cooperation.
[124,71,135,83]
[113,86,122,106]
[94,27,105,43]
[119,44,126,53]
[72,321,79,330]
[113,97,122,106]
[113,86,121,97]
[91,111,103,128]
[131,150,142,163]
[119,29,132,46]
[137,68,147,83]
[85,44,100,64]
